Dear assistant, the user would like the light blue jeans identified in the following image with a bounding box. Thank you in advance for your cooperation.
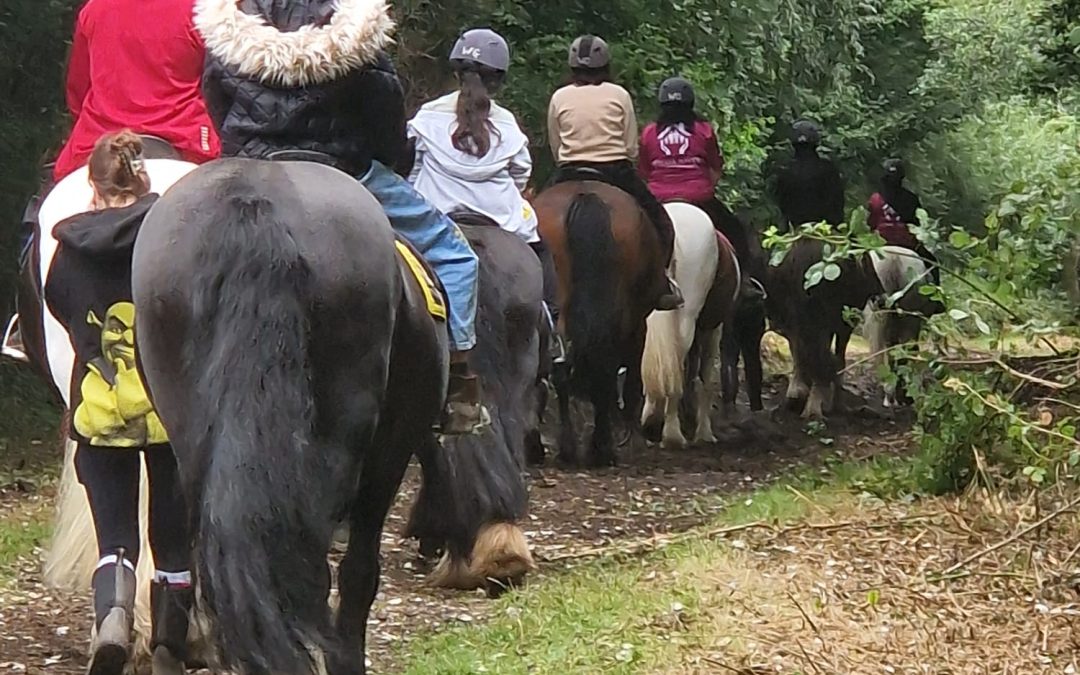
[360,161,478,351]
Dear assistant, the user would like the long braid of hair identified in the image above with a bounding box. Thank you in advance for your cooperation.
[452,66,503,158]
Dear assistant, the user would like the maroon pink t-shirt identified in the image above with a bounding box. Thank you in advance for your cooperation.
[638,120,724,203]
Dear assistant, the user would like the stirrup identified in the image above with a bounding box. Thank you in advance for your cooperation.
[542,303,568,364]
[2,315,27,362]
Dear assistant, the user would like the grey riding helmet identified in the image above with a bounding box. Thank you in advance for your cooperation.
[658,77,695,105]
[790,119,821,146]
[450,28,510,72]
[568,35,611,69]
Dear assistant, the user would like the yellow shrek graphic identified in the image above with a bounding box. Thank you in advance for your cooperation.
[73,301,168,447]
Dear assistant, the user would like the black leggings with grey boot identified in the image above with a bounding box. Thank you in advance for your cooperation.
[76,444,192,660]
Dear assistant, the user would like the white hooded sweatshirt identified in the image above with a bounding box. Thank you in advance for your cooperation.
[407,91,539,243]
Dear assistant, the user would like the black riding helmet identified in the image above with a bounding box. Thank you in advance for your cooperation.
[790,119,821,147]
[658,77,695,106]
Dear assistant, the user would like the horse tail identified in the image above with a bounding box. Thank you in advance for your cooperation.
[642,309,684,404]
[564,192,618,359]
[184,190,341,674]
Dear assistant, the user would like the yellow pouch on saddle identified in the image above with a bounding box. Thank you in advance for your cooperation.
[395,240,447,321]
[72,303,169,447]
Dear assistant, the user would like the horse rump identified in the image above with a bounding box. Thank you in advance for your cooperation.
[137,171,351,675]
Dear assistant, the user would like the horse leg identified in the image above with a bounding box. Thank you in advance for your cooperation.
[785,338,810,411]
[403,436,448,561]
[680,330,703,432]
[336,438,414,672]
[741,314,766,412]
[720,321,740,418]
[621,326,647,445]
[831,325,855,414]
[694,328,720,445]
[552,361,580,467]
[589,362,621,467]
[794,332,830,420]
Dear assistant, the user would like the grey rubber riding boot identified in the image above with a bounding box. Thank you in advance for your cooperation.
[443,365,491,435]
[88,551,136,675]
[150,579,193,675]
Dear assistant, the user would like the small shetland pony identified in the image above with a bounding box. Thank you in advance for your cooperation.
[533,181,670,467]
[863,247,944,407]
[406,217,540,594]
[641,203,740,449]
[767,239,884,418]
[132,158,447,675]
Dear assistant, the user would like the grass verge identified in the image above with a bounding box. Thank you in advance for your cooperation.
[0,357,62,583]
[398,456,918,674]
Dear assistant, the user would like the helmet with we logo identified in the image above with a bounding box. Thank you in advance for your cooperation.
[449,28,511,72]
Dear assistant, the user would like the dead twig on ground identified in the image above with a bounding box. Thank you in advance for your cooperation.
[936,495,1080,577]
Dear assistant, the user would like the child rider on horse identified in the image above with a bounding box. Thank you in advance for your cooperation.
[546,34,684,311]
[45,131,192,675]
[406,29,559,332]
[195,0,486,434]
[868,158,941,284]
[637,76,752,265]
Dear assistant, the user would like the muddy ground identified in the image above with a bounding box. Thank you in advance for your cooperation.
[0,368,914,674]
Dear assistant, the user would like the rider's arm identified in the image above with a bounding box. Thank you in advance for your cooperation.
[705,125,724,185]
[361,55,408,169]
[637,125,654,181]
[508,136,532,192]
[201,59,230,132]
[826,164,847,224]
[65,12,91,119]
[547,95,563,163]
[621,90,639,161]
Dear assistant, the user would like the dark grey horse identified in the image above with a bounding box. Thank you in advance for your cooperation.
[132,158,448,675]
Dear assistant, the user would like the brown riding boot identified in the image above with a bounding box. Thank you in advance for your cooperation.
[442,358,491,435]
[88,551,136,675]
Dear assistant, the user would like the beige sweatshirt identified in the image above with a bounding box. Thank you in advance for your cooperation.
[547,82,638,164]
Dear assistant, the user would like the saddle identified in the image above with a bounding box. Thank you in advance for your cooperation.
[265,149,359,175]
[394,235,447,322]
[448,209,500,229]
[138,135,180,160]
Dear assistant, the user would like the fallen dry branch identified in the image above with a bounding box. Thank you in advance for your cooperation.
[936,494,1080,577]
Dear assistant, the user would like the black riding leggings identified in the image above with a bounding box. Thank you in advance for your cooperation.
[552,160,675,264]
[75,443,190,573]
[529,240,560,323]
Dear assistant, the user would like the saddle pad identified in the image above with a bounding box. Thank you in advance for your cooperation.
[395,239,447,322]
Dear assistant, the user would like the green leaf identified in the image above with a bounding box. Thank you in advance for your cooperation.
[948,230,973,248]
[823,263,842,281]
[948,309,969,321]
[974,316,991,335]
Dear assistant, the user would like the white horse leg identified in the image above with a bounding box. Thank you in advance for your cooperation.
[786,356,810,404]
[641,396,658,427]
[803,383,829,420]
[661,396,688,450]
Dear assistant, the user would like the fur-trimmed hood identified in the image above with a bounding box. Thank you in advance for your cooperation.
[194,0,395,87]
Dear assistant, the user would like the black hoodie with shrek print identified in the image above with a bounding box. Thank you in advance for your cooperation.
[44,194,168,448]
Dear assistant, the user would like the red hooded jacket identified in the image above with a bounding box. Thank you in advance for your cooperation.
[53,0,220,180]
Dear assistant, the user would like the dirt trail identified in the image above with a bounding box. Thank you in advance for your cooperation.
[0,372,913,674]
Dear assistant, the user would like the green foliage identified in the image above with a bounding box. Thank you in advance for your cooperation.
[0,0,79,316]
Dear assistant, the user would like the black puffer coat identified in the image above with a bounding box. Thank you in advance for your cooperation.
[197,0,405,175]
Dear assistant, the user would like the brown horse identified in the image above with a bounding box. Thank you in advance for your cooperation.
[533,181,669,467]
[766,239,883,418]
